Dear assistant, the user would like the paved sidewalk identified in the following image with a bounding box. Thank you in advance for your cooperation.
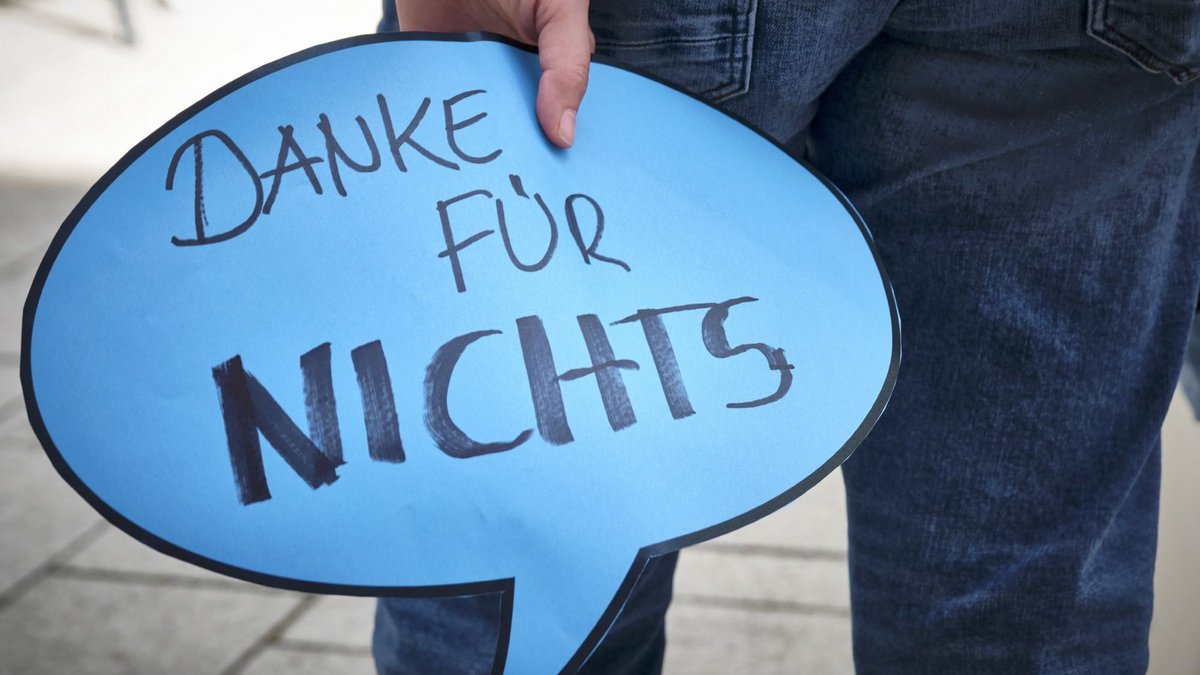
[0,2,1196,674]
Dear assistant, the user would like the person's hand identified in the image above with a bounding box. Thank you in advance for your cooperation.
[395,0,593,148]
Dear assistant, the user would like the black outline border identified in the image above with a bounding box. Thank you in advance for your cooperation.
[19,32,901,675]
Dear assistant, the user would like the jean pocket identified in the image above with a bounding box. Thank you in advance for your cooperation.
[1086,0,1200,83]
[589,0,757,101]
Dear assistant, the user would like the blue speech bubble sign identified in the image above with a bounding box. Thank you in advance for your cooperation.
[22,34,899,673]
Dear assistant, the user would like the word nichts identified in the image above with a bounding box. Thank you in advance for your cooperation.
[214,298,794,505]
[165,88,628,293]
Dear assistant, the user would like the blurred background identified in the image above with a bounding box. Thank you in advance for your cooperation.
[1,1,1197,673]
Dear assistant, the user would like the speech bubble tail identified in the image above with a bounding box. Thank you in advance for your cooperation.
[498,549,643,674]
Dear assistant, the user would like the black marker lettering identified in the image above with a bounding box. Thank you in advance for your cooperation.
[516,315,574,445]
[259,125,324,215]
[377,93,459,172]
[443,89,502,165]
[165,130,263,246]
[559,314,639,431]
[613,305,707,419]
[300,342,343,466]
[424,329,533,458]
[212,355,339,506]
[317,113,382,197]
[436,189,495,293]
[701,297,794,408]
[496,174,558,272]
[351,340,406,463]
[565,194,630,272]
[212,356,269,504]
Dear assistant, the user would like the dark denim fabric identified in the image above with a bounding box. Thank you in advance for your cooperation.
[375,1,1200,672]
[373,553,679,674]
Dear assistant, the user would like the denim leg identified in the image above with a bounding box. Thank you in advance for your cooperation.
[374,594,502,675]
[372,554,678,674]
[373,1,1200,672]
[577,553,679,675]
[592,1,1200,671]
[803,4,1200,672]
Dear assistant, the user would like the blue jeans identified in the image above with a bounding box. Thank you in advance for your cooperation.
[375,2,1200,672]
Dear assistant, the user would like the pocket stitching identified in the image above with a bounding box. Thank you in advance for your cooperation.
[1086,0,1200,84]
[703,0,757,102]
[594,34,738,49]
[592,0,757,102]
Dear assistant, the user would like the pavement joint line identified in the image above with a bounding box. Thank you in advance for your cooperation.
[0,517,107,611]
[0,394,26,425]
[219,594,319,675]
[694,541,848,562]
[275,639,373,657]
[672,593,851,618]
[52,564,287,596]
[0,239,50,280]
[0,434,45,453]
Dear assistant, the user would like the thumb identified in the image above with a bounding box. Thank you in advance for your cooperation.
[533,0,593,148]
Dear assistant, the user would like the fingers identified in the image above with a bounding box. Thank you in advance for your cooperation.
[396,0,593,148]
[533,0,593,148]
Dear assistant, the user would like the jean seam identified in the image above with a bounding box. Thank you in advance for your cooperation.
[1086,0,1200,84]
[592,0,757,102]
[595,33,738,96]
[594,34,741,49]
[700,35,737,100]
[705,0,757,102]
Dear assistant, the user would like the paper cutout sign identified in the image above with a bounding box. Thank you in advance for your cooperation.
[22,34,899,673]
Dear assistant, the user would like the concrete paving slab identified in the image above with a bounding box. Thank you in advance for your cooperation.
[714,467,848,553]
[0,364,39,451]
[0,448,101,597]
[0,406,40,452]
[282,595,375,650]
[0,245,46,359]
[664,604,853,674]
[674,547,850,612]
[0,176,79,358]
[65,523,250,584]
[0,575,301,675]
[0,360,20,408]
[240,647,375,675]
[0,175,85,255]
[0,400,32,454]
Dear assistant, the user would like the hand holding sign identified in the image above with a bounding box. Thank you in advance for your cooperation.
[394,0,593,147]
[23,35,898,673]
